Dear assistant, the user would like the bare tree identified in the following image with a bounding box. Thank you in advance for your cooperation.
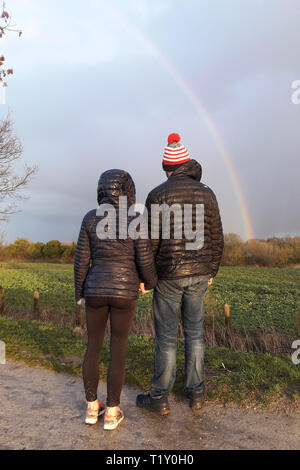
[0,116,37,221]
[0,3,37,222]
[0,2,22,87]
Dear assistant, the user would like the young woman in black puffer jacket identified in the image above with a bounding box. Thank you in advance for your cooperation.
[74,169,157,430]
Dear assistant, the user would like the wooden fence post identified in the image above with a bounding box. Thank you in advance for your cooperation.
[224,303,231,333]
[34,291,40,320]
[0,288,5,316]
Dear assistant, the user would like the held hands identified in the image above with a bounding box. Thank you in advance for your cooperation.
[139,283,151,295]
[77,298,86,307]
[139,279,213,293]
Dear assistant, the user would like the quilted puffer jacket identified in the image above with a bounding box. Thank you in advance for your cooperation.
[145,159,224,279]
[74,169,157,302]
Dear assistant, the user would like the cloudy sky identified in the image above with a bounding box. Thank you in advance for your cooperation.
[1,0,300,242]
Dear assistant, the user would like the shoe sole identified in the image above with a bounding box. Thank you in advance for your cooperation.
[158,408,171,416]
[190,405,204,412]
[136,401,171,416]
[103,414,124,431]
[85,409,105,425]
[85,418,98,425]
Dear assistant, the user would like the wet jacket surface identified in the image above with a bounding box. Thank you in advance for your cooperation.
[74,169,157,301]
[145,159,224,280]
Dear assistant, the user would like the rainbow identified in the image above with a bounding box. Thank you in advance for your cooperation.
[110,9,255,240]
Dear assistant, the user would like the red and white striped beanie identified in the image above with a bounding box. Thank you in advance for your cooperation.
[163,133,190,166]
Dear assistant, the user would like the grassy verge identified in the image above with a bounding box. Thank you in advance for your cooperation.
[0,316,299,406]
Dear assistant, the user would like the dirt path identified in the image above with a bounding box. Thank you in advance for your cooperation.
[0,360,299,450]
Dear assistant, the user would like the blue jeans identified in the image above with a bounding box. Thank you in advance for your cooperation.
[150,275,210,399]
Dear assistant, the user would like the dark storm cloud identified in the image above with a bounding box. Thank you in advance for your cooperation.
[2,0,300,242]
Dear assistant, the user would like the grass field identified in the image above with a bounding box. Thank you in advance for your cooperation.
[1,316,299,405]
[0,262,299,334]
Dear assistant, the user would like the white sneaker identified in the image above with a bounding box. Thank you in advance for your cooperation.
[104,407,124,430]
[85,400,105,425]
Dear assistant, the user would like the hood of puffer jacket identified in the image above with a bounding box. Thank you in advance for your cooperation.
[170,159,202,182]
[97,169,136,208]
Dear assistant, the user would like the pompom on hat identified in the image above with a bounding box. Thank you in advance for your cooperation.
[163,133,190,168]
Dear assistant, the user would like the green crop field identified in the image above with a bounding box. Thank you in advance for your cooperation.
[0,262,299,334]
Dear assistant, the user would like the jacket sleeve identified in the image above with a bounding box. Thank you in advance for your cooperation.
[145,191,161,260]
[134,213,158,290]
[135,238,157,290]
[74,217,91,302]
[209,191,224,277]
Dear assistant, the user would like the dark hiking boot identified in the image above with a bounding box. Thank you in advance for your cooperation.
[188,393,205,411]
[136,392,170,415]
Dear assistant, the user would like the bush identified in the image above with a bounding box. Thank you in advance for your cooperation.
[61,243,76,260]
[42,240,62,259]
[27,242,44,260]
[4,238,31,259]
[222,233,244,266]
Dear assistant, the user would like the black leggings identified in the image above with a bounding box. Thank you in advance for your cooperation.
[83,296,136,407]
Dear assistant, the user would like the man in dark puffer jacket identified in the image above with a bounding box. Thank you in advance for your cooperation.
[136,133,224,414]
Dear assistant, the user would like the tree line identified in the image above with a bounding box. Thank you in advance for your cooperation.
[0,234,300,266]
[0,238,76,262]
[222,234,300,267]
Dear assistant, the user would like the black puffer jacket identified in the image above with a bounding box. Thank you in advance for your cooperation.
[145,159,224,279]
[74,169,157,302]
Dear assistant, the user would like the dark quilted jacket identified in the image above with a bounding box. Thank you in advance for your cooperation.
[145,159,224,279]
[74,169,157,302]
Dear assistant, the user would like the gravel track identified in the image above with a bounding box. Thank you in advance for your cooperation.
[0,360,299,450]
